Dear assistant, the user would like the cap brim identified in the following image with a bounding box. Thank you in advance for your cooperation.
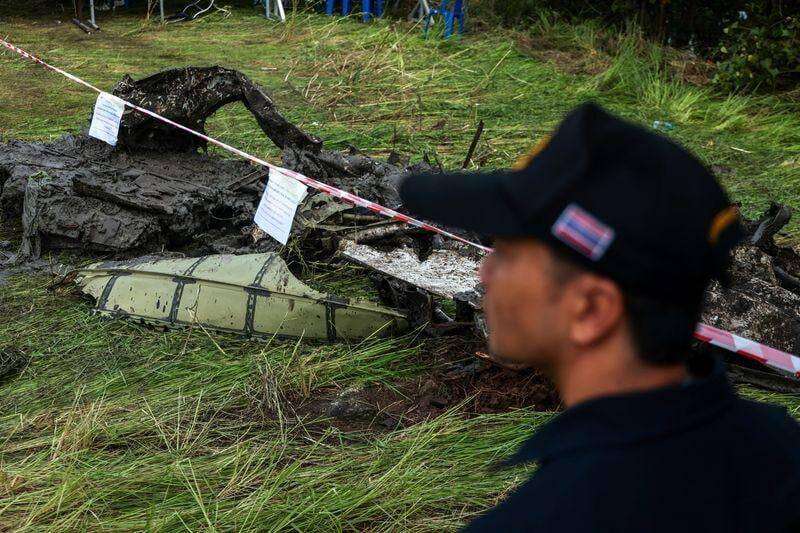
[399,170,527,236]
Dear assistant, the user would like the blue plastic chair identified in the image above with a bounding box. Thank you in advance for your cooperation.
[423,0,466,38]
[326,0,383,22]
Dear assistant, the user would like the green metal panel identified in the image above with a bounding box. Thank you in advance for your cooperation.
[71,253,408,341]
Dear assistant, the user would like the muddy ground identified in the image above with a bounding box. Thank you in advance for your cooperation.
[248,337,560,436]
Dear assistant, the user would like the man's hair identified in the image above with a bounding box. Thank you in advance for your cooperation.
[548,248,700,365]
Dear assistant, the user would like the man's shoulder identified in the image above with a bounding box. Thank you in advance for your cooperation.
[467,397,800,528]
[462,457,602,532]
[724,396,800,451]
[463,391,800,532]
[719,397,800,478]
[732,395,799,425]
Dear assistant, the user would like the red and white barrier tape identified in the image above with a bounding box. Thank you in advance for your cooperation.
[694,323,800,378]
[3,37,800,379]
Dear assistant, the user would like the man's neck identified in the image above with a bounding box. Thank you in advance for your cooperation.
[553,341,688,408]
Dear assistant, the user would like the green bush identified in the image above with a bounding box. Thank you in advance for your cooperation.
[467,0,800,93]
[714,15,800,91]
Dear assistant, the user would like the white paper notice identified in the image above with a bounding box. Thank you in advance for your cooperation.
[254,169,308,245]
[88,92,125,146]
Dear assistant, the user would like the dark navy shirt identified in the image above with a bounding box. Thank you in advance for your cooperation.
[465,367,800,532]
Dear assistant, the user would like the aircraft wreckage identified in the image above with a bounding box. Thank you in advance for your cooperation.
[2,66,800,389]
[64,253,408,341]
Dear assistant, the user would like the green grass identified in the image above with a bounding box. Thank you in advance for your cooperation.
[1,5,799,530]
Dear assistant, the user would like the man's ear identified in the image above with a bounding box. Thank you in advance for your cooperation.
[567,275,626,347]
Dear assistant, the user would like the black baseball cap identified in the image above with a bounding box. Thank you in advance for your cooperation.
[399,103,743,307]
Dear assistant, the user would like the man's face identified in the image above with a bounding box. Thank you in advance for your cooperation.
[479,238,572,369]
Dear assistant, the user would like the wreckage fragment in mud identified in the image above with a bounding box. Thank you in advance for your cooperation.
[339,240,484,321]
[112,66,437,208]
[339,241,483,300]
[112,65,445,204]
[111,66,322,153]
[701,204,800,358]
[702,246,800,356]
[20,171,162,256]
[1,135,260,256]
[69,253,408,341]
[281,147,436,210]
[338,240,492,336]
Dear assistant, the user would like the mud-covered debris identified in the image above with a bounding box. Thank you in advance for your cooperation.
[66,252,409,341]
[112,66,321,153]
[703,246,800,355]
[110,65,436,208]
[339,241,483,300]
[1,135,257,256]
[327,386,378,421]
[4,63,799,392]
[701,204,800,358]
[0,66,438,256]
[282,146,434,210]
[747,202,792,250]
[20,171,162,257]
[339,240,485,329]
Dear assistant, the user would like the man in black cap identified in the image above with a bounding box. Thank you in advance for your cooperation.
[400,103,800,532]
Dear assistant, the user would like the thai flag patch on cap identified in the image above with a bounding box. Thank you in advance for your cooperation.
[552,203,615,261]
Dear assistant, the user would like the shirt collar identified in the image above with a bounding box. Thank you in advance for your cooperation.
[505,361,735,466]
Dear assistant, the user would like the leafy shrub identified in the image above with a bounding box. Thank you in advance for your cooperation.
[714,15,800,91]
[467,0,800,92]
